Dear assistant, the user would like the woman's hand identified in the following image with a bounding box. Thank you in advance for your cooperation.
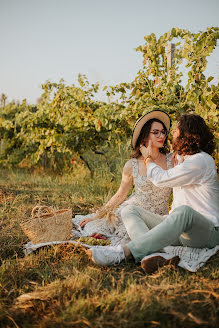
[80,217,94,228]
[140,140,152,159]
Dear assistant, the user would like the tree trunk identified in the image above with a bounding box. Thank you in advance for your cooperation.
[92,149,114,180]
[80,155,93,178]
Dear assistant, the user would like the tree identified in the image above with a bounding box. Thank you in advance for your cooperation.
[0,93,7,107]
[0,28,218,171]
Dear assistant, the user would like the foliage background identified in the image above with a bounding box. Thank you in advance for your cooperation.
[0,28,218,174]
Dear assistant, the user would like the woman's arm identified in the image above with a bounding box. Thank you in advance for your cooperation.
[104,160,133,209]
[80,160,133,228]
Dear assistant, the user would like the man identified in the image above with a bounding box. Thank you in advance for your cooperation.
[87,113,219,273]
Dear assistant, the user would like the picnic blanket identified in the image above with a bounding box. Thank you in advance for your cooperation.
[23,214,219,272]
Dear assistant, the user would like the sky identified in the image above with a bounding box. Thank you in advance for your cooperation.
[0,0,218,104]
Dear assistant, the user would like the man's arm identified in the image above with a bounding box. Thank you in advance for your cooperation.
[147,155,206,188]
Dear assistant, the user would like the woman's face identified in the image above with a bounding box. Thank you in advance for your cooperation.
[144,121,167,148]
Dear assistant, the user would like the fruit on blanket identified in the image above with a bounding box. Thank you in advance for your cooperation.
[77,236,111,246]
[89,233,108,240]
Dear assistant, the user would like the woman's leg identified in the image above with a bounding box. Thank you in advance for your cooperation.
[126,205,219,261]
[121,205,164,240]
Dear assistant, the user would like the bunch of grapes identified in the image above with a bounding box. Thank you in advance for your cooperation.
[78,234,111,246]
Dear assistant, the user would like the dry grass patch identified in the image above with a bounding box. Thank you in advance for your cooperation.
[0,169,218,328]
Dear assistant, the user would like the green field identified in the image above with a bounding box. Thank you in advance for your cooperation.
[0,163,218,328]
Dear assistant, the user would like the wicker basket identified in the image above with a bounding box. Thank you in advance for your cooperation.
[21,205,72,244]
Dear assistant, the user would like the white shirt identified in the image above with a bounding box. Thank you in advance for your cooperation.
[147,151,219,227]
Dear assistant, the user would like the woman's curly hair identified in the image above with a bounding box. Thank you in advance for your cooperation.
[173,114,215,156]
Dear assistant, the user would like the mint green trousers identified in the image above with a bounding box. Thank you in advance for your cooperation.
[121,205,219,261]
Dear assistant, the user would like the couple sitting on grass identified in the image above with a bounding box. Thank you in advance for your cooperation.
[79,110,219,273]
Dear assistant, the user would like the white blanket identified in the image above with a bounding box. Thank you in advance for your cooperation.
[163,245,219,272]
[23,215,219,272]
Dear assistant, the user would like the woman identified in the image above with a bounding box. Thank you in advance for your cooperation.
[74,110,173,242]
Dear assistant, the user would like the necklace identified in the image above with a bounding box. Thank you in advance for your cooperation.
[139,153,161,162]
[153,152,161,162]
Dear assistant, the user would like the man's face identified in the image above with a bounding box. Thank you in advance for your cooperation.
[172,125,180,142]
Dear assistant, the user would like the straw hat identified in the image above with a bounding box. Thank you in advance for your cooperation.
[132,110,171,149]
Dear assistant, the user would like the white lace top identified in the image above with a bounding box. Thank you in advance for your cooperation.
[127,156,172,215]
[72,154,172,244]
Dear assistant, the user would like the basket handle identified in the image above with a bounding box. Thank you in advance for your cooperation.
[31,206,55,218]
[31,205,61,225]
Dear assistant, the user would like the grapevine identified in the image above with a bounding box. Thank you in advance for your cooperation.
[0,27,218,171]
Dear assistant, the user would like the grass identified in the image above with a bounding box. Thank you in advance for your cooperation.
[0,161,218,328]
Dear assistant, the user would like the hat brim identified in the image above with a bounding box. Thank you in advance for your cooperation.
[132,110,171,149]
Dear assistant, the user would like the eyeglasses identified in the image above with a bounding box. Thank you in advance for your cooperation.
[150,130,168,138]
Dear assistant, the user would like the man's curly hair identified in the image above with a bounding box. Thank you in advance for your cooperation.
[173,114,215,156]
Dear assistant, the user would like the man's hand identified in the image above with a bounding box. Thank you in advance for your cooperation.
[171,152,185,167]
[140,140,152,159]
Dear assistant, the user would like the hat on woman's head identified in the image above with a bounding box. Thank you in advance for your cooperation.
[132,109,171,149]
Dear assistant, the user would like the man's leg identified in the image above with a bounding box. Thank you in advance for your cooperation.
[88,205,219,267]
[120,205,165,240]
[127,205,219,262]
[87,206,165,267]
